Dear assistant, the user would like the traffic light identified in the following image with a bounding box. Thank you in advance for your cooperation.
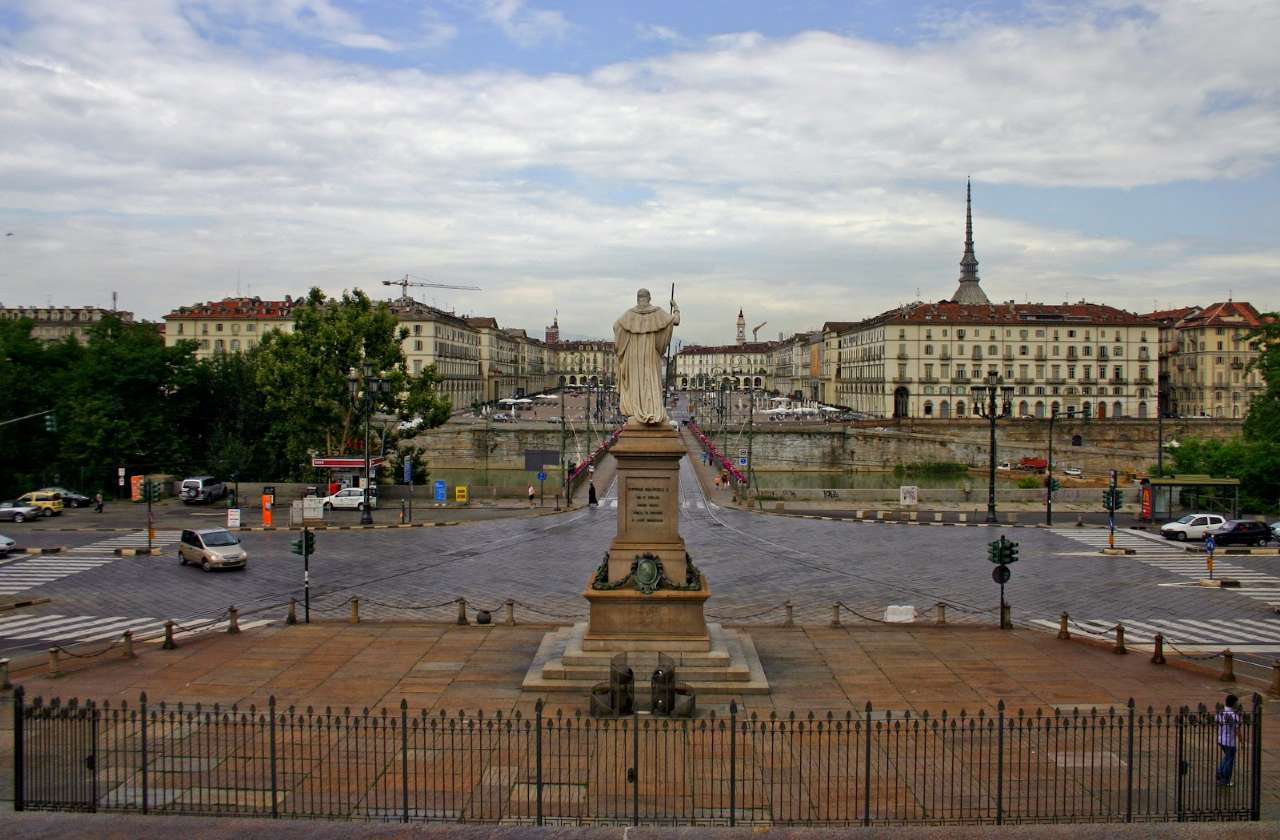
[141,480,162,503]
[291,535,304,556]
[988,536,1020,564]
[1049,478,1061,494]
[44,412,57,432]
[987,541,1000,564]
[291,528,316,557]
[1102,487,1122,511]
[304,529,315,555]
[1005,541,1019,564]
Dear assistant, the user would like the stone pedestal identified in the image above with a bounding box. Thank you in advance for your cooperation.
[584,576,710,646]
[604,425,690,585]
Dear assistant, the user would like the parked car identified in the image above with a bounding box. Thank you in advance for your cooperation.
[0,500,42,523]
[180,476,226,504]
[1160,513,1226,541]
[178,528,248,571]
[321,487,376,511]
[1272,522,1280,542]
[1062,467,1083,477]
[1210,520,1272,547]
[17,491,63,516]
[0,534,15,557]
[35,487,91,508]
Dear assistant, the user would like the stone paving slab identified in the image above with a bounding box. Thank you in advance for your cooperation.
[2,617,1277,818]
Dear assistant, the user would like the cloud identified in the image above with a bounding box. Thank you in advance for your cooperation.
[1,0,1278,341]
[635,23,682,44]
[475,0,570,47]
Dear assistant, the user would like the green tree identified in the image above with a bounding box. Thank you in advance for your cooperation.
[0,319,82,495]
[1243,316,1280,442]
[255,288,451,479]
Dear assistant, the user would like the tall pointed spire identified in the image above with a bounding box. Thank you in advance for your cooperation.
[951,178,990,304]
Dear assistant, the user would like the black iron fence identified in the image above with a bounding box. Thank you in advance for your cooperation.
[13,688,1261,825]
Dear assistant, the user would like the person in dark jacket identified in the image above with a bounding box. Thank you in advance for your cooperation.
[588,481,598,507]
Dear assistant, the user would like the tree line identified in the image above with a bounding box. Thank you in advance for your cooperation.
[0,289,451,498]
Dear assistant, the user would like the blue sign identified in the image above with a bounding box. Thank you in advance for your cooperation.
[403,460,412,483]
[537,470,547,482]
[434,480,447,502]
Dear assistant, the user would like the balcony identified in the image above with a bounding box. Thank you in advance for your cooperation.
[1136,377,1154,385]
[1046,377,1066,385]
[1034,350,1046,361]
[940,350,952,360]
[919,376,939,384]
[1015,377,1034,385]
[897,351,909,360]
[1002,351,1014,361]
[1109,377,1128,385]
[893,376,913,384]
[951,374,970,383]
[1231,360,1244,369]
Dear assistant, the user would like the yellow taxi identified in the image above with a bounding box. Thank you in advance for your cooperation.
[18,490,64,516]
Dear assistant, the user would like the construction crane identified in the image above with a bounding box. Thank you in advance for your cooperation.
[382,274,482,299]
[752,321,768,342]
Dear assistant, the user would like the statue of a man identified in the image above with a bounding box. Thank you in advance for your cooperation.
[614,288,679,425]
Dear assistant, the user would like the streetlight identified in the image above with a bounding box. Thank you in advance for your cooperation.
[348,364,389,526]
[1046,406,1060,525]
[970,371,1014,524]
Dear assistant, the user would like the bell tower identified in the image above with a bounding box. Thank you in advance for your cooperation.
[736,309,746,345]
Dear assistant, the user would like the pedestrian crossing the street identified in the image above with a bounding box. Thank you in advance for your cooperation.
[0,611,273,651]
[1049,527,1280,609]
[1031,616,1280,652]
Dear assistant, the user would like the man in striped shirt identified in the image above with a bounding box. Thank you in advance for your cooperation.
[1216,693,1241,786]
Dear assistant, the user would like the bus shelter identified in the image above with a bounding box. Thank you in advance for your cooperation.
[1143,474,1240,520]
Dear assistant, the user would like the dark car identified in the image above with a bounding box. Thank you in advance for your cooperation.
[36,487,91,508]
[1211,520,1271,547]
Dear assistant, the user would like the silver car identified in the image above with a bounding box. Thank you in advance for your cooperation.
[0,534,15,556]
[0,500,42,523]
[178,528,248,571]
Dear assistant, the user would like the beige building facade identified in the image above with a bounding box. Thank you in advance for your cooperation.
[555,339,616,387]
[163,297,296,359]
[1152,301,1268,419]
[3,305,135,343]
[675,343,772,391]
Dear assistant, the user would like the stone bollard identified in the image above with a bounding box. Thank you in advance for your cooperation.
[228,606,241,634]
[287,598,297,625]
[831,603,842,628]
[1220,650,1236,682]
[783,600,794,627]
[1113,624,1127,654]
[0,657,11,691]
[1057,612,1071,640]
[1151,633,1166,665]
[1000,603,1012,630]
[936,603,946,626]
[49,648,61,678]
[505,599,516,626]
[163,620,177,650]
[350,598,361,624]
[122,629,135,660]
[456,597,469,626]
[1270,662,1280,697]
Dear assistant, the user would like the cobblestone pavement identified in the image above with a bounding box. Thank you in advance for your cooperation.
[4,451,1280,672]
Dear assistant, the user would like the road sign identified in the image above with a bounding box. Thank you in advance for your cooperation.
[455,485,469,503]
[434,480,447,502]
[992,565,1011,584]
[738,448,747,458]
[227,508,241,528]
[403,460,412,483]
[738,457,748,466]
[899,486,919,506]
[537,470,547,482]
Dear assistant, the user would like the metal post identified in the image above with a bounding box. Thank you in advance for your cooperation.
[1057,611,1070,640]
[863,701,872,826]
[1251,693,1262,821]
[1176,706,1185,822]
[228,606,240,634]
[1046,411,1055,526]
[350,598,360,624]
[505,598,515,626]
[303,527,310,624]
[146,472,153,552]
[534,700,543,826]
[729,700,737,827]
[162,620,176,649]
[455,598,468,625]
[401,699,410,823]
[631,707,640,827]
[1126,698,1135,822]
[13,685,24,811]
[140,691,148,814]
[996,699,1005,825]
[1152,633,1166,664]
[122,629,134,659]
[987,388,998,523]
[1157,402,1164,475]
[269,695,278,818]
[362,384,373,526]
[559,383,566,511]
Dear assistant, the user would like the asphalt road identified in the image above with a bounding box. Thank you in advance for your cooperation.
[5,445,1280,683]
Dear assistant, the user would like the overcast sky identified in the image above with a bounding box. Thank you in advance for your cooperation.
[1,0,1278,344]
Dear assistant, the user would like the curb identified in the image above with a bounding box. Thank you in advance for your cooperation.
[0,596,51,612]
[24,546,66,555]
[765,510,1051,528]
[114,547,165,556]
[233,521,463,532]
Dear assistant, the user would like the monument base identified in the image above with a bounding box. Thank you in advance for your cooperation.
[522,622,770,697]
[584,576,710,645]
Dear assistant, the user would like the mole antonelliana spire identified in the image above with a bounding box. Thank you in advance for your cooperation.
[951,179,990,305]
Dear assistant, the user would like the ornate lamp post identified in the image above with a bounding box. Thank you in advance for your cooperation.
[348,364,389,526]
[970,371,1014,523]
[1046,406,1060,525]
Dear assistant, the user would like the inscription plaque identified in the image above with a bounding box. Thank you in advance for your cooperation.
[627,477,669,529]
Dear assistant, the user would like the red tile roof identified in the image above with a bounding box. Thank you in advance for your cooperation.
[166,297,297,320]
[1142,306,1201,323]
[678,342,775,355]
[1176,301,1266,328]
[881,301,1155,327]
[466,316,499,329]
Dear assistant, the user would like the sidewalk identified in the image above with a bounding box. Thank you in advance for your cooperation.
[4,616,1277,817]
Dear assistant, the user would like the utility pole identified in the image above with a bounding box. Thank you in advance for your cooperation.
[560,376,567,510]
[746,384,755,506]
[1046,408,1058,526]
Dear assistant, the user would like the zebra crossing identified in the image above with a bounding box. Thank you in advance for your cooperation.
[0,611,273,652]
[0,530,183,596]
[1030,616,1280,652]
[1049,527,1280,609]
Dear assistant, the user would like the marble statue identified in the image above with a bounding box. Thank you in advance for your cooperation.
[613,288,679,426]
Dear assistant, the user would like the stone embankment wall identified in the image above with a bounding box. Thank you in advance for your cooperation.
[709,418,1243,475]
[406,418,1243,476]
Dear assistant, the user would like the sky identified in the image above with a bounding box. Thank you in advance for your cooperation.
[1,0,1278,344]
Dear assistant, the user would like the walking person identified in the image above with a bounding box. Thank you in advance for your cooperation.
[1216,693,1241,787]
[528,483,536,507]
[93,491,104,513]
[588,481,598,507]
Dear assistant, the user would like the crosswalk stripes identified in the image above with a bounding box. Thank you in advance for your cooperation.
[66,529,182,553]
[1048,527,1280,609]
[1031,615,1280,650]
[0,611,273,650]
[0,556,115,595]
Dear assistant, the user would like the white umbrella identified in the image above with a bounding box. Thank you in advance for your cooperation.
[499,398,517,405]
[516,398,534,404]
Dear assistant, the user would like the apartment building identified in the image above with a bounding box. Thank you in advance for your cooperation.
[163,297,297,359]
[675,342,773,391]
[3,305,135,343]
[1154,301,1268,419]
[556,339,616,387]
[391,299,483,409]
